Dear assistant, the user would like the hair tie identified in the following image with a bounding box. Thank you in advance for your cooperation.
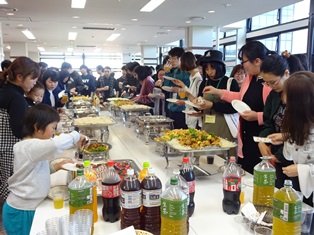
[281,50,291,58]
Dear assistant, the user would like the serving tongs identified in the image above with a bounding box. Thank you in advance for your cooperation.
[78,136,89,160]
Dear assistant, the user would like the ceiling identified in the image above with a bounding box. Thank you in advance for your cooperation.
[0,0,300,55]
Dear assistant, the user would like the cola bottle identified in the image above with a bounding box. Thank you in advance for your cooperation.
[180,157,195,217]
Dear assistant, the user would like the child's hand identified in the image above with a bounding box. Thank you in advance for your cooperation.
[78,135,89,149]
[53,158,74,171]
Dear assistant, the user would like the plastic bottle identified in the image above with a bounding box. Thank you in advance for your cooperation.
[141,167,162,235]
[160,177,188,235]
[138,161,150,181]
[83,160,98,223]
[253,156,276,206]
[120,168,142,230]
[180,157,195,217]
[102,161,121,223]
[272,180,302,235]
[222,156,241,215]
[68,169,94,214]
[165,169,190,234]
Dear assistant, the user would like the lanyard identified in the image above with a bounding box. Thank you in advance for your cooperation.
[206,77,223,88]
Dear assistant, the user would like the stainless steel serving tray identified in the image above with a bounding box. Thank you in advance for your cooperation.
[72,100,92,107]
[74,106,99,118]
[120,105,152,112]
[137,115,173,124]
[73,116,116,129]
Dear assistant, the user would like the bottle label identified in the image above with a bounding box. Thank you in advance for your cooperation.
[120,190,141,209]
[254,170,275,186]
[273,198,302,222]
[102,184,120,198]
[143,189,162,207]
[188,180,195,193]
[160,198,187,220]
[223,177,241,192]
[68,187,93,207]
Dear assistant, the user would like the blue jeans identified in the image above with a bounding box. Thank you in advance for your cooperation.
[2,202,35,235]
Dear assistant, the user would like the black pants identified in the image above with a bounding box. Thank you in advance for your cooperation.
[169,111,187,129]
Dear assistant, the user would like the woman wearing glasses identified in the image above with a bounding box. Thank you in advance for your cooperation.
[202,41,273,174]
[258,52,305,191]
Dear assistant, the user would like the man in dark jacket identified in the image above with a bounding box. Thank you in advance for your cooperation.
[59,62,84,95]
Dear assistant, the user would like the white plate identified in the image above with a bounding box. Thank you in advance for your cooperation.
[231,100,251,113]
[62,163,78,171]
[161,86,173,92]
[185,100,200,108]
[253,136,272,143]
[166,98,179,103]
[163,76,176,81]
[182,110,200,114]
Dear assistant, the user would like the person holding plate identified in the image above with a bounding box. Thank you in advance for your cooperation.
[188,50,239,156]
[202,41,273,174]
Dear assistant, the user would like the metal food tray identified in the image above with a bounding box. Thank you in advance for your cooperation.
[137,115,173,124]
[74,107,99,117]
[73,116,117,129]
[120,106,152,112]
[166,141,235,153]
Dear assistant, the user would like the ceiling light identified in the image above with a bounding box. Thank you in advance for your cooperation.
[6,45,10,50]
[68,32,77,41]
[0,0,8,4]
[7,12,13,15]
[140,0,165,12]
[121,28,126,31]
[208,10,215,13]
[37,47,45,52]
[72,16,80,19]
[67,47,73,52]
[224,3,231,7]
[131,18,138,21]
[72,26,77,29]
[71,0,86,9]
[166,29,171,32]
[185,21,191,24]
[22,29,36,40]
[154,35,158,37]
[106,33,120,41]
[18,24,23,27]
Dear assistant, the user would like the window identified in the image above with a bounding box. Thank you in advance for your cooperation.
[224,44,237,61]
[258,37,278,51]
[281,0,310,24]
[225,30,237,37]
[251,10,279,30]
[280,29,308,54]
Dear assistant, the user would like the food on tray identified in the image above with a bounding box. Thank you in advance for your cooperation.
[107,97,129,101]
[120,104,151,110]
[73,116,114,126]
[112,100,134,106]
[84,142,109,152]
[92,161,133,180]
[155,128,235,149]
[71,95,92,101]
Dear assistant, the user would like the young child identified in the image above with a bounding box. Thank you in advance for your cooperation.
[25,81,45,106]
[2,103,88,235]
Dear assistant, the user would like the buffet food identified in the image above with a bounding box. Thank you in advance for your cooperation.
[111,100,134,106]
[84,142,109,152]
[70,95,92,101]
[107,97,129,101]
[156,128,236,150]
[73,116,115,126]
[120,104,151,111]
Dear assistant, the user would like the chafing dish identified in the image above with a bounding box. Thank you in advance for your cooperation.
[73,106,99,118]
[135,115,174,144]
[119,105,152,128]
[75,141,112,162]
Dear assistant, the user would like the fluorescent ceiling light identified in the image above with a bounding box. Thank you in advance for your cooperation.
[22,30,36,40]
[6,46,10,50]
[106,34,120,41]
[71,0,86,9]
[68,32,77,41]
[140,0,165,12]
[0,0,8,4]
[37,47,45,52]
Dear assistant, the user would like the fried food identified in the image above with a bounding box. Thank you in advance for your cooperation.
[84,142,109,152]
[71,95,92,101]
[112,100,134,106]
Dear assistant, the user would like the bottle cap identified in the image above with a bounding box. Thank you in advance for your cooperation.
[77,169,84,176]
[284,179,293,187]
[127,168,134,176]
[83,160,91,167]
[170,177,178,185]
[182,157,190,163]
[173,168,180,175]
[148,167,154,174]
[143,162,150,168]
[107,161,115,167]
[229,156,236,163]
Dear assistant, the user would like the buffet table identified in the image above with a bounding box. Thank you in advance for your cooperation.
[30,120,254,235]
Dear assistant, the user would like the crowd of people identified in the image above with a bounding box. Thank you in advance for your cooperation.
[0,40,314,234]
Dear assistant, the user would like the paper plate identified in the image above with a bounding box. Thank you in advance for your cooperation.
[182,110,200,114]
[166,98,179,103]
[185,100,200,108]
[161,86,173,92]
[163,76,176,81]
[253,136,272,143]
[231,100,251,113]
[62,163,78,171]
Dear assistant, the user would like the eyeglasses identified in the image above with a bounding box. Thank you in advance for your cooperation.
[262,77,282,87]
[241,59,249,66]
